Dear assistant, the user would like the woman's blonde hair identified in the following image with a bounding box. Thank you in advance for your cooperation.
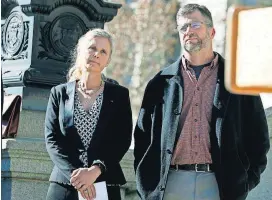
[67,28,113,81]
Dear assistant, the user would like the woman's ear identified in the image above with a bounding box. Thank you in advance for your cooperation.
[106,58,111,67]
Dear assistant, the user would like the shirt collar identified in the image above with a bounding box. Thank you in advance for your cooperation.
[181,52,219,71]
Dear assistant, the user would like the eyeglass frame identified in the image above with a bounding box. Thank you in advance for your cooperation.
[176,21,212,33]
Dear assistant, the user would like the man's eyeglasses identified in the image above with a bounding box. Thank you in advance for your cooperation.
[177,21,209,33]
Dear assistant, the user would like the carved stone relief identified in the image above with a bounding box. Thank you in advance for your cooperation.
[38,13,87,62]
[1,12,29,61]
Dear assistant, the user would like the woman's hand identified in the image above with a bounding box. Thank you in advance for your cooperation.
[78,185,96,200]
[70,166,102,199]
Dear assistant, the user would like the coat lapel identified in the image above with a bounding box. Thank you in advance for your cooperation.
[64,81,76,129]
[161,58,184,153]
[212,56,231,147]
[90,82,115,143]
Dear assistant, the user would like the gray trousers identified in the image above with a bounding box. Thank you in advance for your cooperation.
[163,169,220,200]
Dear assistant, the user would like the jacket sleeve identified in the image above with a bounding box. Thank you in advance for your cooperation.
[100,88,133,168]
[133,81,153,172]
[44,87,77,180]
[243,95,270,191]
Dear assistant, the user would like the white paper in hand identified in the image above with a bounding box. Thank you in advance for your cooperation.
[78,181,108,200]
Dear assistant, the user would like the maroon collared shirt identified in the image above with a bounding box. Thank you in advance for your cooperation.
[171,54,219,165]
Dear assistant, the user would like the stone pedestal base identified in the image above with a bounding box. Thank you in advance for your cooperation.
[2,138,52,200]
[1,139,138,200]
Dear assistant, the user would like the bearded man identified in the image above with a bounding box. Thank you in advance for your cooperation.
[134,3,270,200]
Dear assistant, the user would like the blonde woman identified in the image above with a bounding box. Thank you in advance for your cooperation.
[45,29,132,200]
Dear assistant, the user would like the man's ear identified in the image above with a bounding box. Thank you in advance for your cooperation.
[211,28,216,39]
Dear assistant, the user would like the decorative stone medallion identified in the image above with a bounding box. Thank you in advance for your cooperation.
[51,14,86,57]
[1,12,29,61]
[39,13,86,61]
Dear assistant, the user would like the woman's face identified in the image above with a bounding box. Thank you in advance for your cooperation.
[79,36,111,73]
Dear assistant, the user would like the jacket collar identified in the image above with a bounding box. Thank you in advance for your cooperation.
[215,53,231,108]
[63,81,116,138]
[161,52,224,76]
[64,81,76,128]
[160,57,182,76]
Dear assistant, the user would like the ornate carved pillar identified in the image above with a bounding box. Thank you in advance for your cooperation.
[2,0,121,87]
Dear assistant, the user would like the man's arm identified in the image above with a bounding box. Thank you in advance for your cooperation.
[243,95,270,190]
[134,81,154,172]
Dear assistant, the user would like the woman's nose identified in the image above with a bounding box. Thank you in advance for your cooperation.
[93,51,99,58]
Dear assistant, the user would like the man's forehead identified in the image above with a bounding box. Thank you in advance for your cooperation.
[177,11,204,24]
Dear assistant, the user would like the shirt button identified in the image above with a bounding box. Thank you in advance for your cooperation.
[166,149,172,154]
[195,103,198,106]
[159,186,165,191]
[194,119,198,122]
[197,87,200,91]
[174,109,181,115]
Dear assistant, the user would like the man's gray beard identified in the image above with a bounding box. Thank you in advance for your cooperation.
[184,41,202,52]
[184,34,210,53]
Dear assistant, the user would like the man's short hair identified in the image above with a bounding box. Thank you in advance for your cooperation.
[176,4,214,28]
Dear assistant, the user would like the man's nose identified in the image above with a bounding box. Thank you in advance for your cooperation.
[184,25,193,34]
